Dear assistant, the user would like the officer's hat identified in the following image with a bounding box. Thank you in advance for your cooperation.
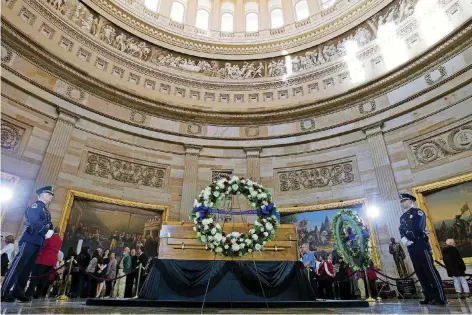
[399,193,416,202]
[36,185,54,196]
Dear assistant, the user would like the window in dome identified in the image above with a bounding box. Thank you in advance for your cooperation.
[270,8,284,28]
[245,1,258,12]
[246,13,259,32]
[170,1,185,23]
[144,0,160,12]
[320,0,335,10]
[196,9,210,29]
[295,0,309,21]
[268,0,282,10]
[221,13,234,32]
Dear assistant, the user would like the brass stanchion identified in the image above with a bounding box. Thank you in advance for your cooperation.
[364,269,375,303]
[57,257,74,301]
[133,264,142,299]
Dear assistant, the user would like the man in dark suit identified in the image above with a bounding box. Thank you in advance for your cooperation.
[26,227,63,299]
[136,246,148,296]
[1,186,54,302]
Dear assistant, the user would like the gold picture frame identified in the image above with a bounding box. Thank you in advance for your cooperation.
[278,198,381,268]
[412,172,472,265]
[57,190,169,238]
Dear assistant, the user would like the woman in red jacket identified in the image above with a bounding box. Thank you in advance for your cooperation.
[317,255,335,299]
[25,228,62,298]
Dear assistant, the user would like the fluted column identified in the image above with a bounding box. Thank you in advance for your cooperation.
[259,0,269,30]
[179,145,201,221]
[235,0,245,32]
[364,123,413,277]
[185,0,198,26]
[245,148,261,182]
[282,0,294,25]
[17,108,78,236]
[211,0,221,30]
[307,0,320,16]
[159,0,173,17]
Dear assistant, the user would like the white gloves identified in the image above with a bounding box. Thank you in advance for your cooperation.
[45,229,54,239]
[401,236,413,246]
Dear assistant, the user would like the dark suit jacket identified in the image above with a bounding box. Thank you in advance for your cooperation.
[36,233,62,266]
[138,253,148,270]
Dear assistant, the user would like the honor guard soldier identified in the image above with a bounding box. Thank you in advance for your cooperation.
[1,186,54,302]
[398,193,446,305]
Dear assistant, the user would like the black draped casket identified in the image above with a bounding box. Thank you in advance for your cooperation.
[139,259,315,302]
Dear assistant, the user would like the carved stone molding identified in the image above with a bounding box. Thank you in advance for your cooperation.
[1,121,22,152]
[184,145,201,156]
[275,157,359,193]
[425,66,448,86]
[130,110,146,124]
[244,147,261,159]
[359,100,376,114]
[405,118,472,169]
[57,107,80,125]
[211,170,233,182]
[82,149,168,188]
[300,118,316,131]
[0,116,33,158]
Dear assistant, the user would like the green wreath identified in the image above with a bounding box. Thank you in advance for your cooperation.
[331,209,371,271]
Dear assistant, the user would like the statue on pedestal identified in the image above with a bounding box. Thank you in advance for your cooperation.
[389,237,408,277]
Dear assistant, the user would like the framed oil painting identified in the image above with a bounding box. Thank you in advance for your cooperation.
[413,173,472,264]
[279,199,380,266]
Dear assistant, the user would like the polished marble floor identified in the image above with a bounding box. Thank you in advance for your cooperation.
[2,299,472,314]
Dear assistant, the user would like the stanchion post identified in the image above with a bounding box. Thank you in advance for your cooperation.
[364,269,375,303]
[133,263,142,299]
[57,257,74,301]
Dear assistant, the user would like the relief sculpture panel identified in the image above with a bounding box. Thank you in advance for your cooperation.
[276,157,359,192]
[406,120,472,169]
[83,150,168,188]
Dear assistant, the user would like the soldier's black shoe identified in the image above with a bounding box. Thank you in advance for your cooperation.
[419,299,433,305]
[429,299,447,305]
[1,295,16,302]
[16,295,32,303]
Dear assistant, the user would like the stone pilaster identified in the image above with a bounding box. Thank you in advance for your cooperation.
[235,0,245,32]
[211,0,221,30]
[179,145,201,221]
[364,123,413,278]
[282,0,294,25]
[307,0,320,16]
[259,0,269,30]
[186,0,198,26]
[159,0,173,18]
[244,147,261,182]
[18,108,78,236]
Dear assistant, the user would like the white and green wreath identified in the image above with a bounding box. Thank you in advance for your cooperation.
[332,209,372,271]
[189,176,280,257]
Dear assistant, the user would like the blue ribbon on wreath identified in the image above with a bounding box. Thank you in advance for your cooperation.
[192,202,280,221]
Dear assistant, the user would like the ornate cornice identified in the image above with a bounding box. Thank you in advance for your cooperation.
[88,0,387,58]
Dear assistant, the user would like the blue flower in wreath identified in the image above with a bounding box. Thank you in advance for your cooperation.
[259,203,280,221]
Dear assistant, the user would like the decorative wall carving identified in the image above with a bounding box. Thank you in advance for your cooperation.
[39,22,55,39]
[1,121,23,152]
[187,124,202,135]
[84,151,167,188]
[277,158,358,192]
[407,121,472,167]
[1,45,13,63]
[211,170,233,182]
[244,126,260,137]
[425,66,447,85]
[66,85,86,102]
[130,110,146,124]
[359,101,376,114]
[300,119,316,131]
[58,36,73,51]
[77,47,91,61]
[128,73,140,85]
[94,57,108,70]
[18,6,37,25]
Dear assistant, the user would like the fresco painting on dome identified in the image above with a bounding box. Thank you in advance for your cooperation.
[62,201,159,257]
[425,181,472,259]
[280,205,368,262]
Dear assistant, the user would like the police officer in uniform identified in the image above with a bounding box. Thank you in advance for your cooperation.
[398,193,446,305]
[1,186,54,302]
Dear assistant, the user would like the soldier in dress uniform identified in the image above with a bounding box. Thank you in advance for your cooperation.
[1,186,54,302]
[398,193,446,305]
